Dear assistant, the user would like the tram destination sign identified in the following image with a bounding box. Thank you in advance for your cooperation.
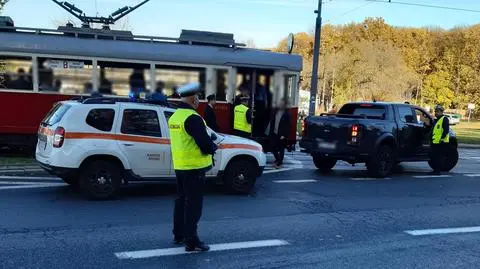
[46,60,84,69]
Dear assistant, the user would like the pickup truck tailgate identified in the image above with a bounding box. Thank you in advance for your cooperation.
[300,115,360,152]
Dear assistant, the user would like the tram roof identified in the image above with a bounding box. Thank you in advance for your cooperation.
[0,28,302,72]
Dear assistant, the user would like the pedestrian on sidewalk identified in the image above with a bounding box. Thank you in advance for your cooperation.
[268,98,291,169]
[168,82,217,252]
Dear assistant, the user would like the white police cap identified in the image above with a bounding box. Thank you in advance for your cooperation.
[177,82,202,97]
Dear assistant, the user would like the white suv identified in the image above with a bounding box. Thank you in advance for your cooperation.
[36,97,266,200]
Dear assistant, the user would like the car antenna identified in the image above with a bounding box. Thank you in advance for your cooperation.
[51,0,150,26]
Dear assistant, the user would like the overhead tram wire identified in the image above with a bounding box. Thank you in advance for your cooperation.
[366,0,480,13]
[324,1,374,24]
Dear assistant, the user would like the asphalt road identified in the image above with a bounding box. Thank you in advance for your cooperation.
[1,149,480,269]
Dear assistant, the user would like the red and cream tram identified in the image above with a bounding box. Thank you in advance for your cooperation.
[0,16,302,152]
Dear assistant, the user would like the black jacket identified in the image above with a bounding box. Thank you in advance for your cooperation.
[204,104,219,132]
[176,102,217,168]
[269,109,291,138]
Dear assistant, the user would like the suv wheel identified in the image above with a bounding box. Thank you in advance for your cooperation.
[79,160,122,200]
[367,145,394,178]
[312,156,337,173]
[224,159,257,194]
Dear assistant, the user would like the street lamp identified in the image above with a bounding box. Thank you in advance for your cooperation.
[308,0,323,116]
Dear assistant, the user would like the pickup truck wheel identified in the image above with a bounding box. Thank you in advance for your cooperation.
[79,160,122,200]
[61,177,78,186]
[428,147,459,172]
[312,156,337,173]
[224,159,257,194]
[367,145,394,178]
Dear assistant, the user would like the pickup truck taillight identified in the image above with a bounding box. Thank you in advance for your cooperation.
[302,117,308,137]
[53,127,65,148]
[351,124,360,144]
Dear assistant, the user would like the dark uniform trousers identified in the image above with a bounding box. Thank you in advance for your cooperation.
[430,143,447,172]
[173,169,205,243]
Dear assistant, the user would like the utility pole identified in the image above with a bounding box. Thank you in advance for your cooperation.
[308,0,323,116]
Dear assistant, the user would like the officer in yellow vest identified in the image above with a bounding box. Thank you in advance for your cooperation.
[430,104,450,175]
[168,82,217,252]
[233,96,252,138]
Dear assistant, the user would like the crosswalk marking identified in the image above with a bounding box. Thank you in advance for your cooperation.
[115,239,290,259]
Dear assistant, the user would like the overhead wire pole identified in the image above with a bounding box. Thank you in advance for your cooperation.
[308,0,323,116]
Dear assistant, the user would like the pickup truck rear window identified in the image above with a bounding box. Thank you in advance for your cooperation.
[338,104,386,119]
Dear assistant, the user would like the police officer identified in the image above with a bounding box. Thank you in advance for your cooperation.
[430,104,450,175]
[233,96,252,138]
[168,82,217,252]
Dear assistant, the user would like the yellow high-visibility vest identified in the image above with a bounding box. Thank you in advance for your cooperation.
[233,104,252,134]
[168,108,212,170]
[432,116,450,144]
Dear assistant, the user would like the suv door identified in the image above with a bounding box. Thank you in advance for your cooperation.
[117,105,170,178]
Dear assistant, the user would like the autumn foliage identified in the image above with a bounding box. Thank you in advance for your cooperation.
[276,17,479,114]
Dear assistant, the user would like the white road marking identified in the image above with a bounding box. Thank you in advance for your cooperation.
[115,239,290,259]
[350,177,392,181]
[405,226,480,236]
[0,169,25,173]
[263,168,294,174]
[0,176,60,181]
[0,181,61,185]
[0,183,66,190]
[273,179,316,183]
[413,175,452,178]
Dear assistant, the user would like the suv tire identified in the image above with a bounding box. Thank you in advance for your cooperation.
[367,145,394,178]
[312,156,337,173]
[224,159,257,194]
[79,160,122,200]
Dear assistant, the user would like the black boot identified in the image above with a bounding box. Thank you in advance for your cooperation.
[185,241,210,252]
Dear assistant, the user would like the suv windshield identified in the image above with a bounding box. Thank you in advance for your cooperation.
[41,103,72,126]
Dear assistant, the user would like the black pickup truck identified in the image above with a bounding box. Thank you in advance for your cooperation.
[299,102,459,177]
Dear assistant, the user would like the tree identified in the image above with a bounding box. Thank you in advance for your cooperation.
[0,0,9,14]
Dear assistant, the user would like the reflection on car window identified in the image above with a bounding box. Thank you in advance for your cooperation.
[121,109,161,137]
[398,106,415,123]
[86,109,115,132]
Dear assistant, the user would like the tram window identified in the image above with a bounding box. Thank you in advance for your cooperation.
[98,61,151,96]
[154,65,206,99]
[282,75,296,107]
[37,57,94,94]
[0,56,33,91]
[215,69,228,102]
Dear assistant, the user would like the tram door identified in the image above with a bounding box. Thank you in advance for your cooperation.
[235,68,274,140]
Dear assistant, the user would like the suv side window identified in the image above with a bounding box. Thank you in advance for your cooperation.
[86,109,115,132]
[121,109,161,137]
[414,108,432,127]
[164,111,174,122]
[398,106,415,123]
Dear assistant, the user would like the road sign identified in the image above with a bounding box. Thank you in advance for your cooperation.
[468,103,475,109]
[46,60,84,69]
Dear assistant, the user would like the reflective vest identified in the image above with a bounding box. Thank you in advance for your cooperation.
[233,104,252,133]
[432,116,450,144]
[168,108,212,170]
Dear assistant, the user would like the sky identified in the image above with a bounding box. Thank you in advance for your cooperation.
[3,0,480,48]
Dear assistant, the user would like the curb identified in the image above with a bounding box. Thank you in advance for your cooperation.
[458,144,480,149]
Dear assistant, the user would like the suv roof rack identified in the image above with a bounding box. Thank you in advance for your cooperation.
[72,96,176,107]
